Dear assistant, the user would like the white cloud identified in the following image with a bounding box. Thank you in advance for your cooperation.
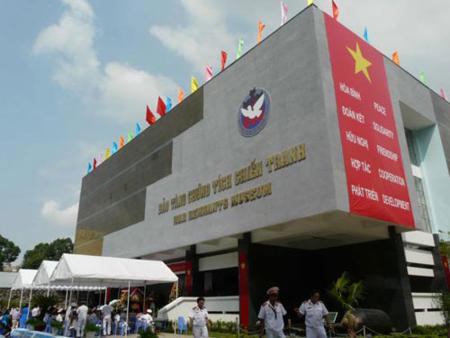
[33,0,178,124]
[149,0,236,72]
[150,0,449,93]
[41,200,79,228]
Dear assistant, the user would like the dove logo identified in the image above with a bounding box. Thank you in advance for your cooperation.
[238,88,270,137]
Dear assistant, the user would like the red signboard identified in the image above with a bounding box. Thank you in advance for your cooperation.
[239,250,249,329]
[324,14,415,228]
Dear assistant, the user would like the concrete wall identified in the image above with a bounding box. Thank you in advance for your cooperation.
[103,6,342,258]
[74,89,203,254]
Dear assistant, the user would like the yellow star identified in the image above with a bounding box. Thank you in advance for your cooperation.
[346,42,372,83]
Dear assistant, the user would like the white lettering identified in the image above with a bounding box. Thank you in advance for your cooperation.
[376,144,398,161]
[346,130,369,150]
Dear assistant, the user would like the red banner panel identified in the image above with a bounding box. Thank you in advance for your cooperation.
[239,250,249,329]
[324,14,415,228]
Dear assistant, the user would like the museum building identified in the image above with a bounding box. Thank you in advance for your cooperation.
[74,6,450,330]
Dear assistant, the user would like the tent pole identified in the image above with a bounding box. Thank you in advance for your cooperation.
[76,290,79,304]
[98,289,102,305]
[143,283,146,312]
[86,291,89,305]
[126,281,131,337]
[26,288,33,321]
[7,288,13,309]
[47,284,50,297]
[19,288,23,310]
[65,289,68,309]
[104,288,107,305]
[69,278,74,305]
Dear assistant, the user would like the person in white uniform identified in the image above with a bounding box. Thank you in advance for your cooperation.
[101,304,113,335]
[189,297,210,338]
[76,302,89,338]
[296,290,333,338]
[258,287,287,338]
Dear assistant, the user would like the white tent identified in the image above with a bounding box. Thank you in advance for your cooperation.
[33,260,58,287]
[11,269,37,290]
[33,260,106,308]
[50,254,178,335]
[50,254,178,287]
[8,269,37,310]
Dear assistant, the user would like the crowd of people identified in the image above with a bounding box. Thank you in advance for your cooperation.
[0,301,154,337]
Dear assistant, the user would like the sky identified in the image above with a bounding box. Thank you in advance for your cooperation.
[0,0,449,262]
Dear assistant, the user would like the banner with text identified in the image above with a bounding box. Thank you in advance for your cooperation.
[324,14,415,228]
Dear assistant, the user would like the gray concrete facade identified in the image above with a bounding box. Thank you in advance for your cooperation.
[74,6,450,258]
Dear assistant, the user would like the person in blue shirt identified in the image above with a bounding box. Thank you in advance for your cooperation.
[19,305,29,328]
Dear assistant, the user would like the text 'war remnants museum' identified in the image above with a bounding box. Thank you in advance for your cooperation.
[74,6,450,331]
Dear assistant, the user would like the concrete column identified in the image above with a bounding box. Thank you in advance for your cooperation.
[185,245,200,296]
[388,226,417,330]
[238,233,252,330]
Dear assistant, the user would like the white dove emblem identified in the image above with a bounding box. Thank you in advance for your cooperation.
[241,93,265,119]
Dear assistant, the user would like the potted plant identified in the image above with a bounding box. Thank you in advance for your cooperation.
[138,327,158,338]
[26,318,44,331]
[329,272,364,338]
[51,319,63,335]
[85,322,101,338]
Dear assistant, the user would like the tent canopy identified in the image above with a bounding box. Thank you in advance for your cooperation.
[50,254,178,287]
[33,260,58,286]
[12,269,37,290]
[33,260,105,291]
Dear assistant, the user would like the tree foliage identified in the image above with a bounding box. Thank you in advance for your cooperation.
[0,234,21,270]
[328,271,365,311]
[22,238,73,269]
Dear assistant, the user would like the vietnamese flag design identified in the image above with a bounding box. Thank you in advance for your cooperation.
[324,13,414,228]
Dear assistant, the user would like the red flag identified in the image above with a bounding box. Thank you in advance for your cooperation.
[221,50,228,71]
[157,96,166,117]
[332,0,339,20]
[146,105,157,125]
[93,158,97,170]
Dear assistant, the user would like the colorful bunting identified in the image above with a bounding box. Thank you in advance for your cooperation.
[177,88,185,104]
[127,132,134,143]
[221,51,228,71]
[93,158,97,170]
[87,162,92,174]
[205,65,213,81]
[419,72,426,84]
[146,105,156,125]
[257,20,266,44]
[119,136,125,149]
[236,38,244,59]
[105,147,111,159]
[440,88,447,101]
[307,0,314,5]
[332,0,339,20]
[135,122,142,135]
[166,97,173,111]
[363,27,369,43]
[157,96,167,117]
[112,142,118,154]
[191,76,199,93]
[392,51,400,65]
[280,1,288,26]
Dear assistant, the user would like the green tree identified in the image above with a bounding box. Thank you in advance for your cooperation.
[0,235,21,271]
[22,238,73,269]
